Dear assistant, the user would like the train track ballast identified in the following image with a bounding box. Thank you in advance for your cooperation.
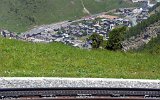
[0,88,160,99]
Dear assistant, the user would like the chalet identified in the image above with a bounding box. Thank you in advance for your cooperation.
[132,0,148,3]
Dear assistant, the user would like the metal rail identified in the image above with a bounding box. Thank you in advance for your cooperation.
[0,88,160,99]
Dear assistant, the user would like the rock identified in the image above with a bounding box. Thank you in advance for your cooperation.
[0,78,160,89]
[122,20,160,51]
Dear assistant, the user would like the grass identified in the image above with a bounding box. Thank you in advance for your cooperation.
[83,0,135,14]
[0,0,137,32]
[0,37,160,79]
[136,35,160,54]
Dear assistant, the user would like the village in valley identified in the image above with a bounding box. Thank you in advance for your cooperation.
[1,0,159,49]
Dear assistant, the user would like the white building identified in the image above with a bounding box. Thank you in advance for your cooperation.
[132,0,148,3]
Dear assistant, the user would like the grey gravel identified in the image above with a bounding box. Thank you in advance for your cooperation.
[0,78,160,89]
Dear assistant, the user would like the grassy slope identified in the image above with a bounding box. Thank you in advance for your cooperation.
[137,35,160,54]
[83,0,134,14]
[0,37,160,78]
[128,4,160,53]
[0,0,137,32]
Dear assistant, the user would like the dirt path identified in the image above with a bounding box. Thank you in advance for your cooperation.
[81,0,91,15]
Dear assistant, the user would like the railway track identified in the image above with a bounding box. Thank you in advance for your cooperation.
[0,88,160,100]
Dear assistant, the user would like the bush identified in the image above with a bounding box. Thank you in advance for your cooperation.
[106,27,127,50]
[89,33,103,49]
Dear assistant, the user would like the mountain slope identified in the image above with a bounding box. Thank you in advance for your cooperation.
[0,0,137,32]
[122,19,160,51]
[138,35,160,54]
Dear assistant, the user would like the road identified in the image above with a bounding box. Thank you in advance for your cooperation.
[20,12,107,36]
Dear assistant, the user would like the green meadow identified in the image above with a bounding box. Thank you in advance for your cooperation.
[0,37,159,78]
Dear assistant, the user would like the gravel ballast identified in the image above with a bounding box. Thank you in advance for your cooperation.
[0,78,160,89]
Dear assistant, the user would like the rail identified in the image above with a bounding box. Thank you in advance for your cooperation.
[0,88,160,99]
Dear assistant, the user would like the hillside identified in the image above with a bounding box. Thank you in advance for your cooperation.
[122,5,160,51]
[149,2,160,15]
[0,0,137,32]
[137,35,160,54]
[122,19,160,51]
[0,36,160,78]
